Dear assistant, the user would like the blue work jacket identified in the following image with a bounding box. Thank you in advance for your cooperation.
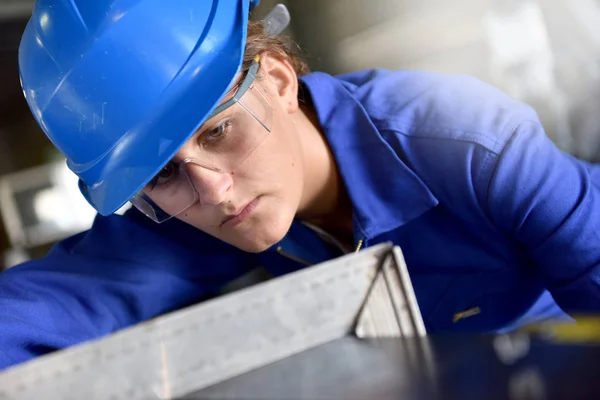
[1,69,599,369]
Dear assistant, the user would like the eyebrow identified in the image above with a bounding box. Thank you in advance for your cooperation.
[164,70,250,168]
[193,73,246,132]
[218,77,245,105]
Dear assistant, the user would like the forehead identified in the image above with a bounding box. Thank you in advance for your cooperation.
[220,76,244,104]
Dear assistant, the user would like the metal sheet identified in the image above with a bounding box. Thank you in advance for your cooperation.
[0,243,425,400]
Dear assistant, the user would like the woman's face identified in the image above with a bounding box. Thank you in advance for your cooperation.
[167,55,306,252]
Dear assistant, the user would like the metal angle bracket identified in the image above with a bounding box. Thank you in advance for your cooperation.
[354,246,426,339]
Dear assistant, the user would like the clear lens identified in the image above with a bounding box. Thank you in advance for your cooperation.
[193,85,272,171]
[132,82,272,223]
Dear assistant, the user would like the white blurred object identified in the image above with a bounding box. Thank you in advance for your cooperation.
[483,1,554,93]
[566,0,600,48]
[493,332,531,365]
[483,1,573,151]
[0,160,130,262]
[2,247,30,269]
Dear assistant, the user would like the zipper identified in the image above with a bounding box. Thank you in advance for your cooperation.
[276,220,366,265]
[278,239,364,265]
[276,246,312,266]
[355,239,364,253]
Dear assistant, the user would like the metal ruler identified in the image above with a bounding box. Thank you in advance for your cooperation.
[0,243,425,400]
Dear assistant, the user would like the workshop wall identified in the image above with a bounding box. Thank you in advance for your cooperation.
[282,0,600,161]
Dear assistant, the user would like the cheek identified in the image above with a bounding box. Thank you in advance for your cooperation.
[176,210,214,232]
[254,131,303,197]
[264,111,303,169]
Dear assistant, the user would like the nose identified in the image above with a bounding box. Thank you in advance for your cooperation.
[184,163,232,206]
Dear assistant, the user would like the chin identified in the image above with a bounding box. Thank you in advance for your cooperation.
[231,213,294,253]
[236,239,277,253]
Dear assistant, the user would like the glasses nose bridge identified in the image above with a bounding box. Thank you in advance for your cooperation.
[175,138,205,162]
[181,159,230,202]
[180,158,225,176]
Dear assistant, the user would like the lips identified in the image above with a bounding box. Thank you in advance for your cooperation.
[221,197,260,227]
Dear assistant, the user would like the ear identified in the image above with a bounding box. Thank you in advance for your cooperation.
[258,52,299,114]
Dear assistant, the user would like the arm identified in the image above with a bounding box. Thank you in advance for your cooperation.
[485,119,600,313]
[0,213,251,370]
[577,158,600,188]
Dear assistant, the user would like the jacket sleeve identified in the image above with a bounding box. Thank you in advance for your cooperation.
[0,213,252,370]
[485,118,600,313]
[0,255,122,369]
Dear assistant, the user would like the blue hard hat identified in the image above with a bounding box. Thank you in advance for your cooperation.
[18,0,260,215]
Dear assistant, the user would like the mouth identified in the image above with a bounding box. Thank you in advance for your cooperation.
[221,197,261,227]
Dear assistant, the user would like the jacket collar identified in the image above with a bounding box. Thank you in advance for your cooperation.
[300,72,438,241]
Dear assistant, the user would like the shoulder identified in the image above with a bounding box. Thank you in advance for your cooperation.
[338,69,548,217]
[338,68,538,154]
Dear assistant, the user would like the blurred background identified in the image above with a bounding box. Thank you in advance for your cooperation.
[0,0,599,269]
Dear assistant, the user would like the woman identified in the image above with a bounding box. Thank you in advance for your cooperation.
[1,0,599,369]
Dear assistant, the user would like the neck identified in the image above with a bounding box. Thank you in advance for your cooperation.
[293,102,353,238]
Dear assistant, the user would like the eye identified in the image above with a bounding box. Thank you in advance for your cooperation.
[148,162,178,189]
[204,120,233,142]
[209,124,225,138]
